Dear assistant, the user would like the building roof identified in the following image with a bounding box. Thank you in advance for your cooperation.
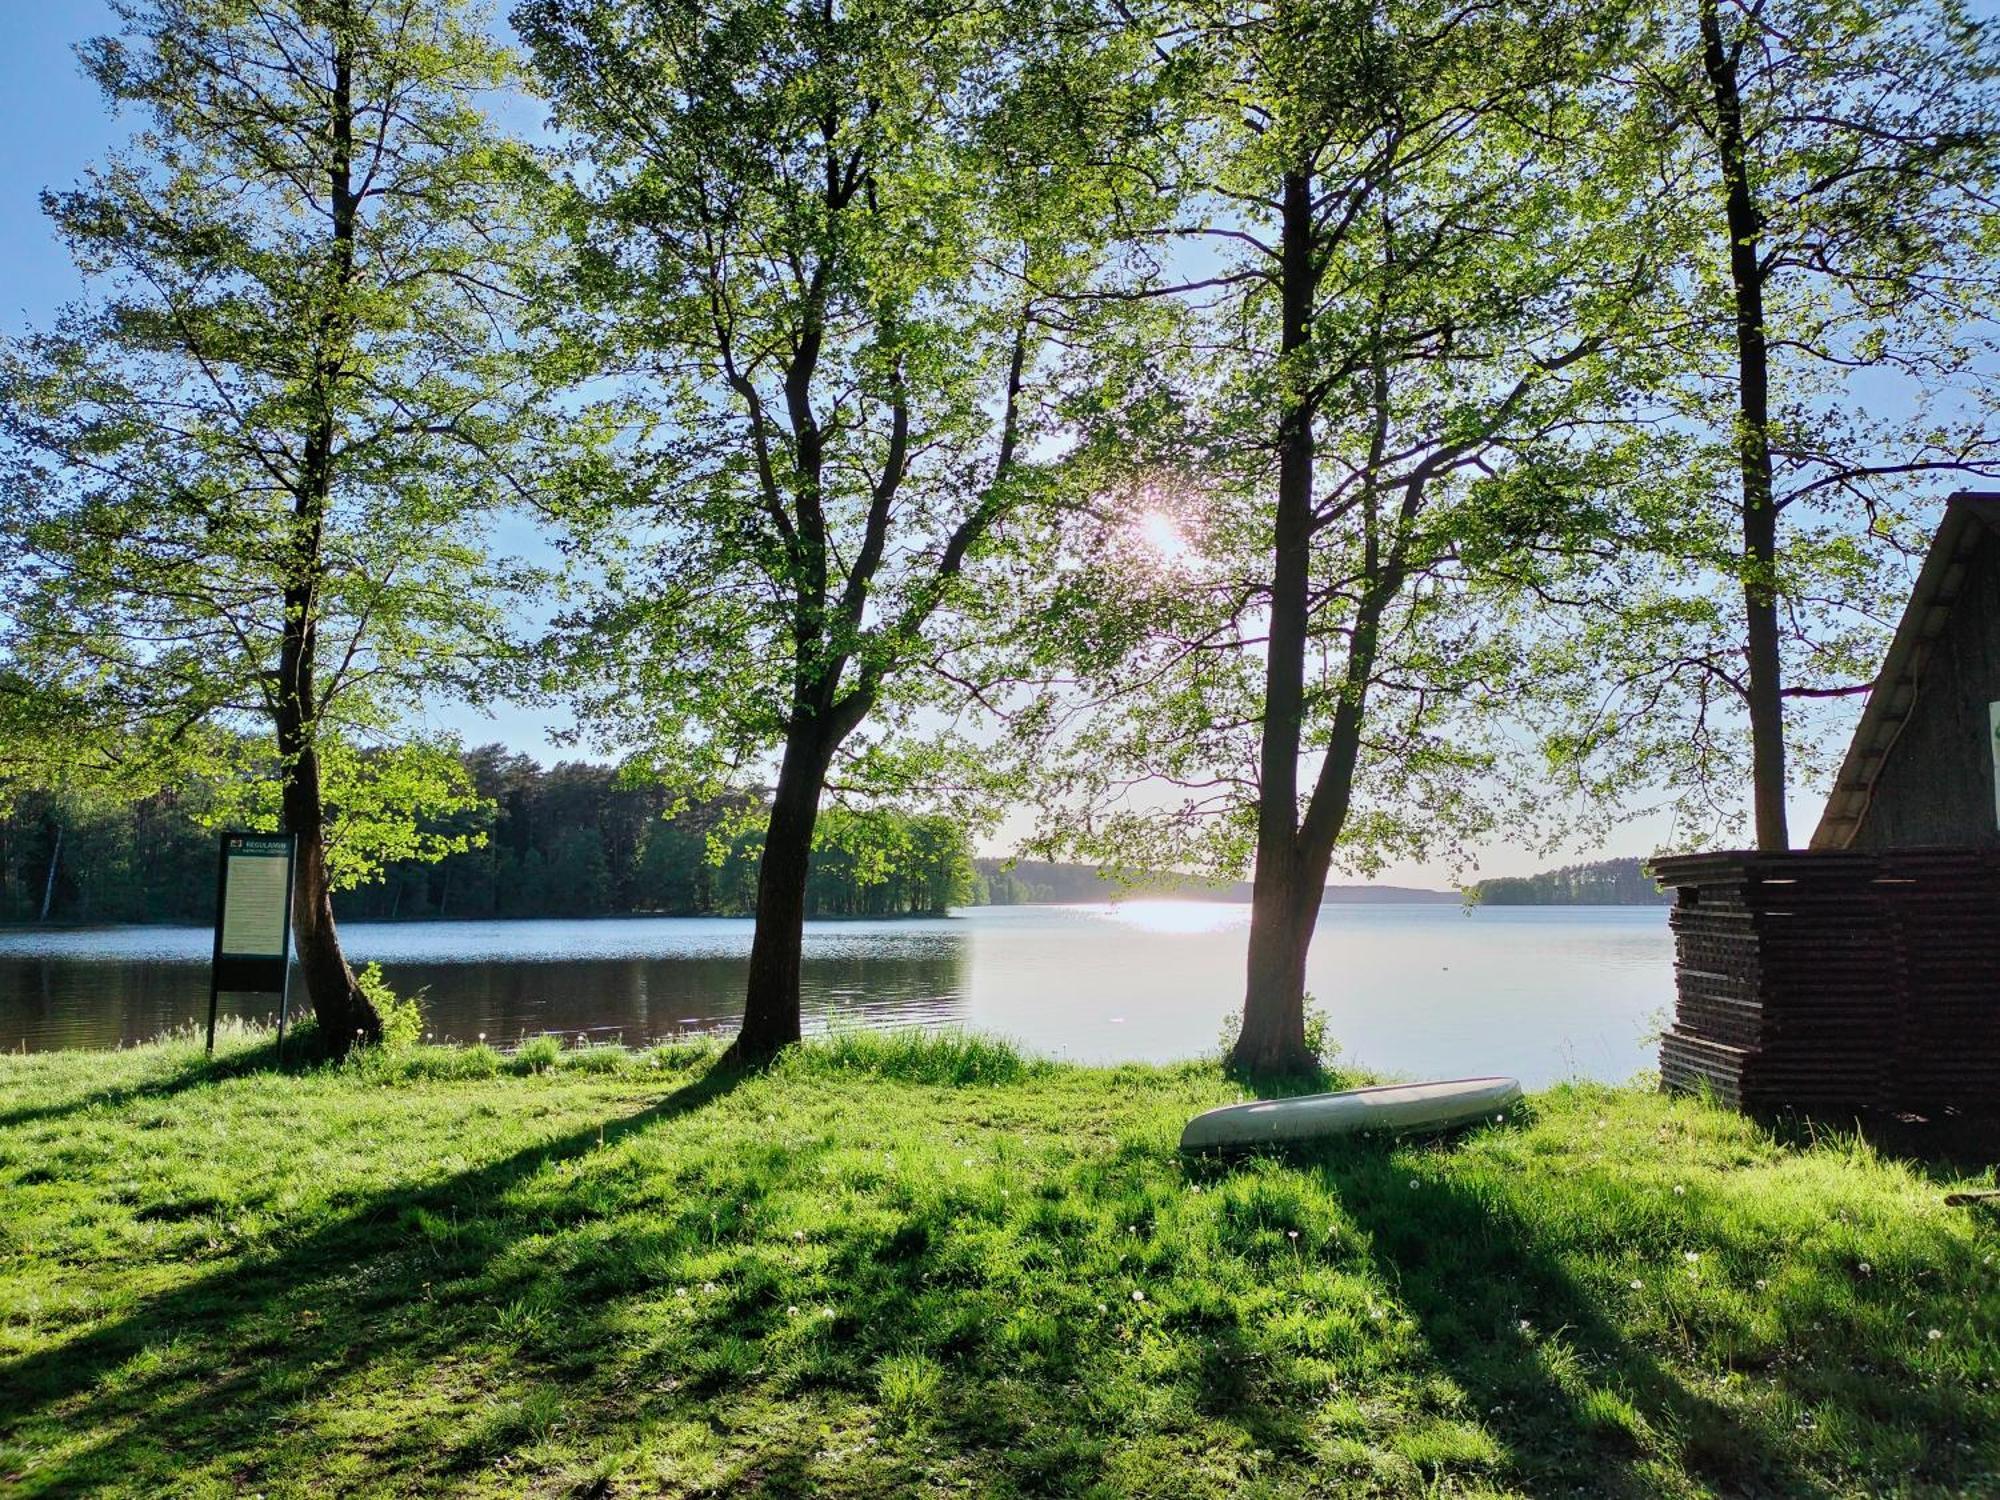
[1810,492,2000,850]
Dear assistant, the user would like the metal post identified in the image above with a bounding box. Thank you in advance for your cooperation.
[276,948,294,1066]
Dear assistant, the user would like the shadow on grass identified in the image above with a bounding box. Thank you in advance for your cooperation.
[0,1057,755,1492]
[1309,1143,1838,1498]
[1754,1106,2000,1179]
[0,1049,1316,1498]
[0,1025,331,1132]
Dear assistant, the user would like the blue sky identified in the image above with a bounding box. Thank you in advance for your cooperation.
[0,5,1874,881]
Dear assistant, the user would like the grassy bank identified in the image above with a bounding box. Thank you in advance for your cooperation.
[1,1033,1995,1498]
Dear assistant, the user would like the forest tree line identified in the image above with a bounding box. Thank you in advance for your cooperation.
[0,747,975,925]
[1473,859,1671,907]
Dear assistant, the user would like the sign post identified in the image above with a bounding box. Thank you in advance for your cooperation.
[208,832,298,1060]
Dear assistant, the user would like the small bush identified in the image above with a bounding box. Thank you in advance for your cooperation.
[509,1035,564,1075]
[393,1043,502,1081]
[789,1028,1043,1086]
[876,1351,944,1427]
[642,1042,715,1074]
[356,963,425,1051]
[1216,994,1342,1069]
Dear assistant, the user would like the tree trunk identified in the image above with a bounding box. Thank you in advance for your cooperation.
[37,820,62,923]
[281,735,373,1048]
[728,723,835,1065]
[1230,168,1322,1077]
[1238,857,1323,1073]
[1701,0,1789,850]
[270,16,374,1053]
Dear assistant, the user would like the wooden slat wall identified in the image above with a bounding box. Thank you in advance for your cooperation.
[1651,849,2000,1113]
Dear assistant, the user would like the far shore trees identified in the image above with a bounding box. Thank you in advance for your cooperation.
[518,0,1129,1062]
[0,0,549,1048]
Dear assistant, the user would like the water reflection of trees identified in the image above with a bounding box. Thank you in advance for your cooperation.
[0,941,972,1053]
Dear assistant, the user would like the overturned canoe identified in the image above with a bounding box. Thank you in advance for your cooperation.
[1180,1076,1522,1152]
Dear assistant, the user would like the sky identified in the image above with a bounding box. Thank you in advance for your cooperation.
[0,4,1868,885]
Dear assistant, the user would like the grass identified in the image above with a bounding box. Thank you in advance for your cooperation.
[0,1029,1996,1498]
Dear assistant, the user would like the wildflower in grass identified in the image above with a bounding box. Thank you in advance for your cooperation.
[1756,1278,1769,1290]
[1408,1180,1419,1190]
[1131,1290,1145,1303]
[1859,1261,1873,1276]
[1287,1230,1299,1241]
[1629,1280,1642,1290]
[1674,1185,1686,1196]
[1929,1328,1943,1341]
[788,1305,799,1317]
[1684,1251,1700,1262]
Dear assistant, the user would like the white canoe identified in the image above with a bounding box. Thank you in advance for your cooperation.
[1179,1076,1523,1152]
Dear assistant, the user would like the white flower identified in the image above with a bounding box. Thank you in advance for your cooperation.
[1131,1290,1145,1303]
[1629,1280,1642,1291]
[1518,1319,1533,1334]
[1287,1230,1299,1241]
[787,1305,799,1316]
[1408,1180,1420,1190]
[1673,1185,1686,1197]
[1928,1328,1943,1341]
[1858,1262,1873,1276]
[1684,1250,1700,1263]
[1755,1278,1769,1290]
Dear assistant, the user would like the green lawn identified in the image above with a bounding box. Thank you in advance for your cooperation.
[0,1030,1994,1497]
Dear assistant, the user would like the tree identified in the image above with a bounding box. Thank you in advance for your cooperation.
[0,0,547,1047]
[518,0,1123,1061]
[1558,0,2000,850]
[1018,0,1659,1070]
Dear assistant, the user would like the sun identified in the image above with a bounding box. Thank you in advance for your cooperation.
[1133,508,1192,566]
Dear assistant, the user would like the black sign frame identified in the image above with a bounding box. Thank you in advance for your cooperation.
[207,831,299,1058]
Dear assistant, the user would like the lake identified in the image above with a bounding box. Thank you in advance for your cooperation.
[0,903,1672,1086]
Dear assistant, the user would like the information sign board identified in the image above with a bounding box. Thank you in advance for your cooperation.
[208,832,298,1055]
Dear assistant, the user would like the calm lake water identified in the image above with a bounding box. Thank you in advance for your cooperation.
[0,903,1671,1087]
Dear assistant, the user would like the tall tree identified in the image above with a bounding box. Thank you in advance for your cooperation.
[1560,0,2000,849]
[0,0,547,1047]
[1018,0,1657,1071]
[518,0,1124,1061]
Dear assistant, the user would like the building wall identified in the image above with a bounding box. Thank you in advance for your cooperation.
[1854,521,2000,849]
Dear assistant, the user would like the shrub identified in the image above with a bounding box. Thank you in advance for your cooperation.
[1216,994,1342,1069]
[356,963,425,1051]
[509,1035,564,1075]
[789,1028,1043,1086]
